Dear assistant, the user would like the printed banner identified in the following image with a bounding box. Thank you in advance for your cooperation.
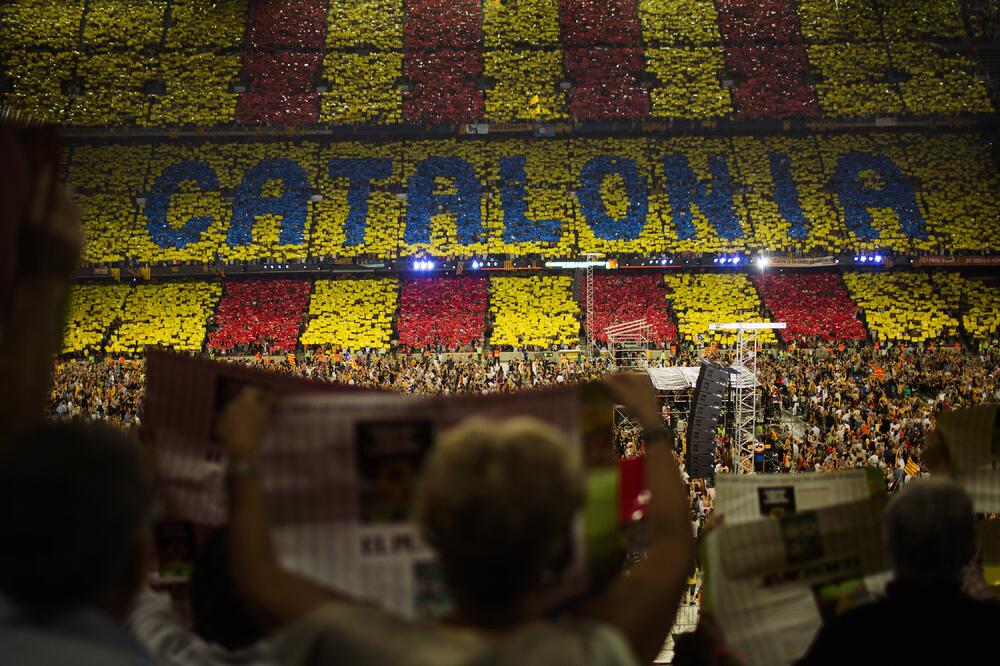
[144,352,620,618]
[916,256,1000,267]
[766,256,837,268]
[715,468,883,525]
[705,472,890,666]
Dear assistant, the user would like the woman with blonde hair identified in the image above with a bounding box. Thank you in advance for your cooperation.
[217,375,694,665]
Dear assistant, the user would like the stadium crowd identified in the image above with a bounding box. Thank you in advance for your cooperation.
[5,1,1000,660]
[48,341,1000,492]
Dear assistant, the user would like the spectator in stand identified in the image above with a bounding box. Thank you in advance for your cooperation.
[45,340,1000,491]
[216,376,694,666]
[798,480,1000,664]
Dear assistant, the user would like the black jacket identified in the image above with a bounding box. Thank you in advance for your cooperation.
[798,579,1000,664]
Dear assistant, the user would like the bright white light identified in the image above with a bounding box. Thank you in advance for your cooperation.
[756,256,769,269]
[731,257,740,265]
[874,254,882,262]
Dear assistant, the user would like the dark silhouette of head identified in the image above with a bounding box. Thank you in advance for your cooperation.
[884,479,976,584]
[0,422,154,617]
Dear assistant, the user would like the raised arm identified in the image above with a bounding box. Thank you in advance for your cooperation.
[578,373,696,665]
[0,181,81,430]
[215,389,347,629]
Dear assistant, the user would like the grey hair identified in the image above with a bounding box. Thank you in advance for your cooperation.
[883,479,975,583]
[414,416,582,613]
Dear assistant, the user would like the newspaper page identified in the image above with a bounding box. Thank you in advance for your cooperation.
[145,352,620,619]
[714,468,883,525]
[704,472,890,666]
[936,404,1000,512]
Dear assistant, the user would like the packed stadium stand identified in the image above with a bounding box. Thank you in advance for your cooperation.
[755,272,868,342]
[585,273,678,343]
[56,271,1000,355]
[397,276,489,350]
[2,0,994,125]
[206,279,312,353]
[55,132,1000,265]
[4,3,1000,664]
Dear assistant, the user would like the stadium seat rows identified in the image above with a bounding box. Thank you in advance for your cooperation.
[397,277,489,350]
[62,133,1000,265]
[489,275,581,348]
[105,282,222,354]
[663,273,776,344]
[843,272,959,343]
[62,284,130,355]
[300,278,399,349]
[59,271,1000,356]
[754,272,867,342]
[586,273,678,343]
[1,0,993,125]
[931,273,1000,341]
[207,279,312,354]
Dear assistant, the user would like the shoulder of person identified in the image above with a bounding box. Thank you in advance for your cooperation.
[470,620,638,666]
[275,605,636,666]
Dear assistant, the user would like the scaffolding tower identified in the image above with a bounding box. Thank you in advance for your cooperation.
[581,254,601,356]
[708,322,786,474]
[585,263,594,355]
[606,319,653,370]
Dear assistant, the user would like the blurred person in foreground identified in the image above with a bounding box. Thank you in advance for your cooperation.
[216,375,694,666]
[798,478,1000,664]
[128,527,279,666]
[0,422,156,664]
[0,170,82,429]
[0,136,162,662]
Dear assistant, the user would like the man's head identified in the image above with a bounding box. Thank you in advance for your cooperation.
[884,479,975,584]
[414,417,582,620]
[0,422,154,615]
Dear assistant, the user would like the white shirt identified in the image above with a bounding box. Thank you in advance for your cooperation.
[274,602,637,666]
[127,590,277,666]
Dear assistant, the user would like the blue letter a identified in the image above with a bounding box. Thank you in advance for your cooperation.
[229,158,311,246]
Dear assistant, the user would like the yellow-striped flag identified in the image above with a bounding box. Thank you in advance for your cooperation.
[286,353,296,367]
[527,94,541,118]
[904,460,920,476]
